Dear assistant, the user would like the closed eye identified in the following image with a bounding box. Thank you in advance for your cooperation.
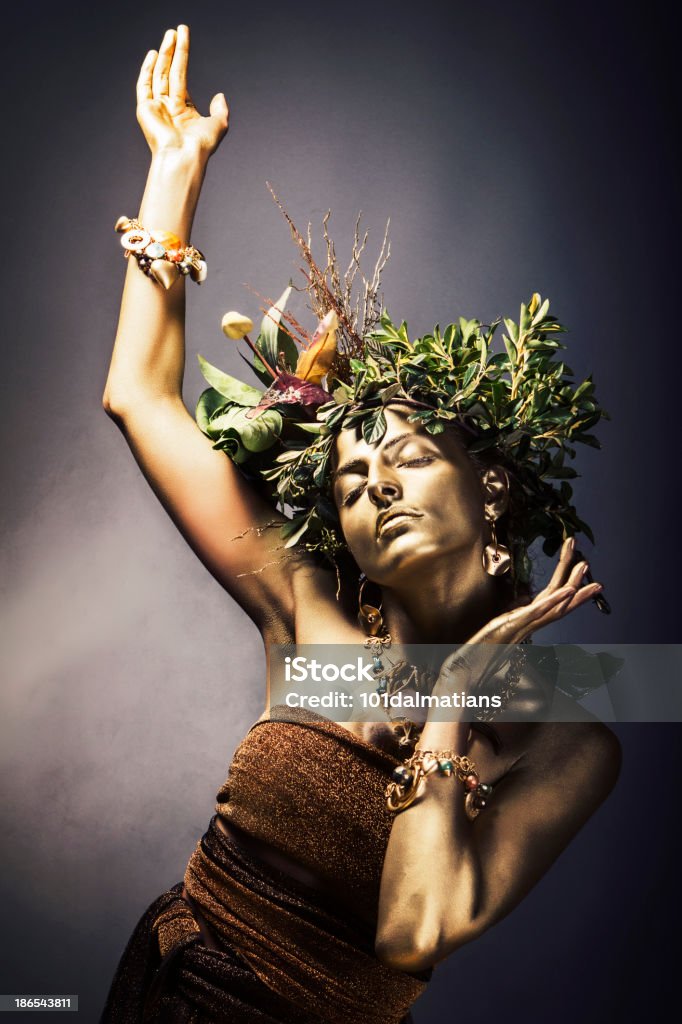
[397,456,435,468]
[341,483,366,507]
[340,456,435,507]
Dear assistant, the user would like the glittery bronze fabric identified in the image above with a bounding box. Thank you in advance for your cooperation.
[101,707,430,1023]
[215,704,406,919]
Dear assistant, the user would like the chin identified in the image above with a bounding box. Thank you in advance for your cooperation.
[366,536,447,587]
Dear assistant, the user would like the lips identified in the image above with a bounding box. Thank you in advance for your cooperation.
[376,509,423,539]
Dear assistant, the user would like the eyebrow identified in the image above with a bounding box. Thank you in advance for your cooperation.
[332,432,420,483]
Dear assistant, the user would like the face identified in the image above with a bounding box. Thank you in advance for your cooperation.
[331,404,488,586]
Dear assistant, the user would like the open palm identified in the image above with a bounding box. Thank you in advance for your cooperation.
[136,25,229,158]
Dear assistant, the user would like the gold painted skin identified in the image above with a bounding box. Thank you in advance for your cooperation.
[103,24,621,978]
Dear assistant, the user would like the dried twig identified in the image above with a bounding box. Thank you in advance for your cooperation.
[241,282,311,347]
[265,182,391,368]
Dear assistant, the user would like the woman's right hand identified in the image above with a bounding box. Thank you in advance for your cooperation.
[136,25,229,161]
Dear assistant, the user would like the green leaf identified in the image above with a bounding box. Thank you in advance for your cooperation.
[491,380,506,416]
[333,383,353,404]
[542,535,562,557]
[275,448,307,463]
[294,421,324,434]
[211,430,249,464]
[380,382,403,404]
[573,378,594,402]
[468,432,499,453]
[362,408,387,445]
[313,453,330,487]
[257,285,299,374]
[195,388,226,433]
[574,433,601,449]
[281,514,311,547]
[504,319,519,344]
[197,354,264,406]
[531,298,550,325]
[207,405,282,452]
[461,363,478,389]
[325,404,349,430]
[444,324,460,349]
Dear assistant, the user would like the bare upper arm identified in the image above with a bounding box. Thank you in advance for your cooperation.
[104,392,312,634]
[451,721,621,950]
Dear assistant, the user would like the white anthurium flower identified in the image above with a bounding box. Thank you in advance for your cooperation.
[221,311,255,340]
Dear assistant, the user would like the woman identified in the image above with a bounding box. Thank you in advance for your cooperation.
[101,24,620,1023]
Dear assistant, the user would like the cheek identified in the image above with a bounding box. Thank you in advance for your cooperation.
[415,465,483,519]
[336,507,366,552]
[335,505,380,567]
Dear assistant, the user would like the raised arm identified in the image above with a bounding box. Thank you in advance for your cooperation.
[104,26,227,407]
[103,26,301,636]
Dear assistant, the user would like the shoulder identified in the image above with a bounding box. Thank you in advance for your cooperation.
[526,719,622,810]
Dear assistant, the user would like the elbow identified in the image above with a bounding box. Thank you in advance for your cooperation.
[102,386,133,424]
[102,392,116,417]
[375,932,440,974]
[375,914,487,973]
[102,388,121,419]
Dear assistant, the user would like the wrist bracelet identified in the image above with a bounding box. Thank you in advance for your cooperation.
[115,216,207,289]
[386,748,493,819]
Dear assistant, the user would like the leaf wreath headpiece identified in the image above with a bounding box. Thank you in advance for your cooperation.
[195,186,608,591]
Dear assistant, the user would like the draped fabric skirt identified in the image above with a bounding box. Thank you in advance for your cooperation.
[100,816,428,1024]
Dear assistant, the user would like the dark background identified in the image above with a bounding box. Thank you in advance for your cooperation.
[1,1,680,1021]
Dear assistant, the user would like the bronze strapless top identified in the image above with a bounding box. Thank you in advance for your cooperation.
[215,705,402,916]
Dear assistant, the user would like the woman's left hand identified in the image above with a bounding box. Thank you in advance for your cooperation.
[435,536,602,692]
[469,536,601,645]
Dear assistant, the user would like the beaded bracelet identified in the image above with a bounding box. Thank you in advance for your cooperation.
[115,216,207,290]
[386,748,493,820]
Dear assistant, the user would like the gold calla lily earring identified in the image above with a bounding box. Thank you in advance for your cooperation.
[357,573,388,637]
[482,514,512,576]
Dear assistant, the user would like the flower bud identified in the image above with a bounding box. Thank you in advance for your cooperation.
[221,311,254,340]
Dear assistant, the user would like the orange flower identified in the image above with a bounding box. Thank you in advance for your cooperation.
[294,310,339,385]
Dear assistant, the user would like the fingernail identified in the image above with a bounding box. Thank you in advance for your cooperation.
[567,537,575,553]
[579,562,589,578]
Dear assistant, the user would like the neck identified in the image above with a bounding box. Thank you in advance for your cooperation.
[380,545,512,648]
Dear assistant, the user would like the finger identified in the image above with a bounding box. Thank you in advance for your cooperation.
[527,582,601,635]
[476,584,577,644]
[209,92,230,129]
[556,581,603,616]
[566,558,590,589]
[169,24,189,101]
[136,50,157,105]
[152,28,176,99]
[544,536,576,594]
[518,584,577,626]
[513,585,582,642]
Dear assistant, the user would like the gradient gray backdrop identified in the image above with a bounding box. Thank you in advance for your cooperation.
[1,1,680,1021]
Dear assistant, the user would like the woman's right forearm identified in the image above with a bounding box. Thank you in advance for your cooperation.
[103,148,209,413]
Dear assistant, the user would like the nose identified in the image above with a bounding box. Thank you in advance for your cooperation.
[367,473,402,509]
